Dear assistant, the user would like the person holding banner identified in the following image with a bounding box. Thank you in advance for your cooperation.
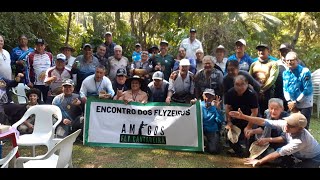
[191,88,224,154]
[114,75,148,104]
[80,65,115,104]
[52,79,84,138]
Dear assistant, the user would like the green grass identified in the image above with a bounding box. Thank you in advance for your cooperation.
[3,115,320,168]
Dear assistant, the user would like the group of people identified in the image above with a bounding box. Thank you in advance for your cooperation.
[0,28,318,168]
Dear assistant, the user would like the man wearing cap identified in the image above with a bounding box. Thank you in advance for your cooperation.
[60,44,76,70]
[148,71,169,102]
[148,45,159,63]
[52,79,84,139]
[112,68,129,98]
[11,34,34,79]
[107,45,130,83]
[72,43,100,93]
[194,55,224,99]
[180,28,203,60]
[152,40,175,81]
[283,51,313,130]
[173,47,197,74]
[26,38,54,103]
[167,59,195,104]
[191,89,224,154]
[249,44,279,116]
[229,110,320,168]
[227,39,253,72]
[213,45,228,73]
[132,43,142,62]
[44,53,72,103]
[79,65,115,104]
[104,31,116,59]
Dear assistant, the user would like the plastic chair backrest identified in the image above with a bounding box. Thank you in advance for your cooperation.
[12,105,62,134]
[12,83,30,104]
[0,146,18,168]
[54,129,81,168]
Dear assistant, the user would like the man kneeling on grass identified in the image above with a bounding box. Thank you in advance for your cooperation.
[229,109,320,168]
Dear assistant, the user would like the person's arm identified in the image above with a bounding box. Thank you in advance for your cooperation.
[244,151,281,167]
[228,108,266,126]
[296,70,313,102]
[261,62,279,92]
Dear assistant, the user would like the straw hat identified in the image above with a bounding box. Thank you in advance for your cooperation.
[249,141,270,159]
[227,125,241,144]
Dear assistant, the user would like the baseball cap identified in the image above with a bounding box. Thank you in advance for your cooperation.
[216,45,225,52]
[279,43,292,50]
[256,44,269,50]
[152,71,164,80]
[235,39,246,46]
[35,38,45,44]
[62,79,74,86]
[135,43,141,47]
[83,43,92,49]
[284,113,307,128]
[105,32,112,36]
[180,59,190,66]
[160,40,169,46]
[190,28,197,33]
[116,68,127,76]
[56,53,66,62]
[203,88,215,96]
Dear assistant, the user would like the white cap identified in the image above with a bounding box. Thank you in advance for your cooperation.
[152,71,164,80]
[235,39,246,46]
[180,59,190,66]
[56,53,66,61]
[105,32,112,36]
[285,51,298,60]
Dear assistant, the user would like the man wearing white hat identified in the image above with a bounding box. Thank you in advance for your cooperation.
[166,59,195,104]
[227,39,253,72]
[229,110,320,168]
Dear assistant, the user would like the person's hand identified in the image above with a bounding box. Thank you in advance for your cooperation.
[27,82,33,88]
[63,118,72,125]
[212,95,222,109]
[245,129,254,138]
[72,98,81,106]
[123,98,133,105]
[225,121,233,130]
[81,97,87,104]
[257,138,269,146]
[165,97,171,104]
[228,108,243,119]
[15,73,24,82]
[155,64,161,71]
[244,126,252,139]
[288,101,296,111]
[190,98,197,104]
[244,158,261,167]
[116,88,124,98]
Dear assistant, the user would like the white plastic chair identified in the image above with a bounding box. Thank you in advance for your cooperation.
[0,146,19,168]
[12,105,62,157]
[15,129,81,168]
[312,71,320,118]
[11,83,30,104]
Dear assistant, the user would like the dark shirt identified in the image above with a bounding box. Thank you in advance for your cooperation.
[0,77,19,104]
[223,70,261,94]
[104,42,116,59]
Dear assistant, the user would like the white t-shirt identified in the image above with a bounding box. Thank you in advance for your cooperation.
[0,49,12,80]
[80,74,115,98]
[180,38,203,60]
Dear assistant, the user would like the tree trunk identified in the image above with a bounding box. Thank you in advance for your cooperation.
[65,12,72,45]
[130,12,137,38]
[177,12,182,28]
[115,12,120,30]
[292,12,305,49]
[139,12,143,46]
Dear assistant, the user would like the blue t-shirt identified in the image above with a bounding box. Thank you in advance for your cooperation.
[227,53,253,72]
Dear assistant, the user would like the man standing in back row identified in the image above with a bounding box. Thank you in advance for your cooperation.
[180,28,203,60]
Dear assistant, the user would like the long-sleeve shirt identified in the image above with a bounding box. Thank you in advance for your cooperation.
[264,119,320,160]
[79,74,115,98]
[180,38,203,60]
[201,101,224,133]
[283,65,313,108]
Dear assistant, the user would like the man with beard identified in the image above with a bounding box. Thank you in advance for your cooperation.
[194,55,223,99]
[166,59,195,104]
[250,44,279,116]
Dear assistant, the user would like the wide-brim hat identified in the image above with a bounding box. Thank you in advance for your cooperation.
[249,141,270,159]
[125,75,145,89]
[59,44,75,52]
[227,125,241,144]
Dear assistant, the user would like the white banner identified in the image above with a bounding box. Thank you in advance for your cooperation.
[84,97,203,152]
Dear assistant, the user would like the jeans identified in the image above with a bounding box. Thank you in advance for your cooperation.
[299,107,312,130]
[204,131,221,154]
